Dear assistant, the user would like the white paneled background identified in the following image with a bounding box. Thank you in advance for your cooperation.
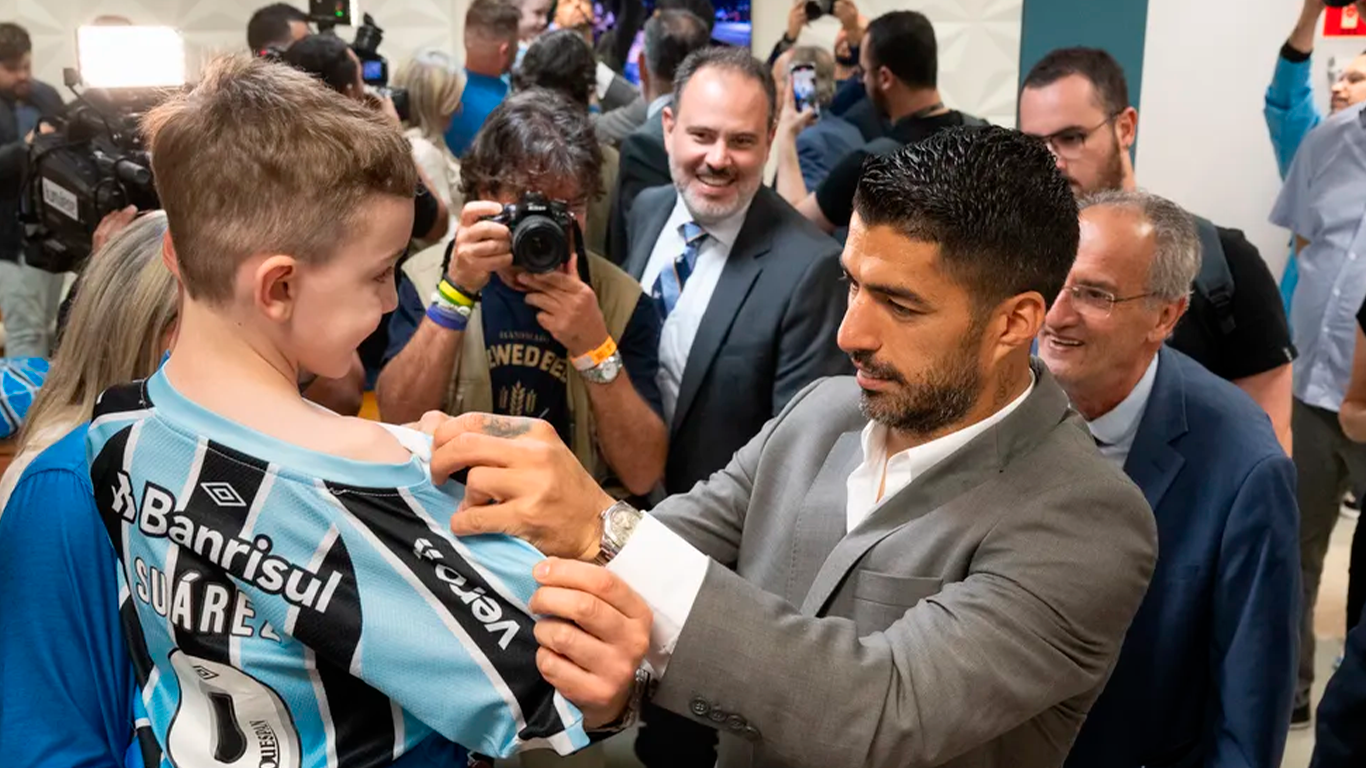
[752,0,1024,128]
[3,0,465,91]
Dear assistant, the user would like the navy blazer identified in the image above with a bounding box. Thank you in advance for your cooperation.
[1312,603,1366,766]
[1066,347,1300,768]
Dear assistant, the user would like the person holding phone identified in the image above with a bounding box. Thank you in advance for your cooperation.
[772,46,863,200]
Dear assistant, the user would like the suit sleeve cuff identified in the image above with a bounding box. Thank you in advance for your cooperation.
[606,514,708,678]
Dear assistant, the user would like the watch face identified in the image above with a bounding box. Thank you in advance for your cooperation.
[587,353,623,383]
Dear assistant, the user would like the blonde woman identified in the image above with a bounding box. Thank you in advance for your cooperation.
[0,211,176,508]
[0,211,176,767]
[394,48,465,230]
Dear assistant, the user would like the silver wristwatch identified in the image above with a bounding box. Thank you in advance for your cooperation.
[579,350,624,385]
[594,500,643,565]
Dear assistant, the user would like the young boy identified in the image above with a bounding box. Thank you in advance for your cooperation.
[85,56,590,766]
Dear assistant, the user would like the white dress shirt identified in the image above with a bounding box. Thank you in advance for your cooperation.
[1084,354,1160,470]
[608,374,1035,677]
[637,193,750,424]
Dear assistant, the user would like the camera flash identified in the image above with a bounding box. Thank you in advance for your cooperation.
[76,26,186,89]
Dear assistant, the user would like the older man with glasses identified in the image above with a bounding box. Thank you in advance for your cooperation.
[1019,46,1297,456]
[1041,189,1300,768]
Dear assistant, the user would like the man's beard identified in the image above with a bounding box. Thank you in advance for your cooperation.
[671,157,760,225]
[1074,133,1128,195]
[851,329,985,438]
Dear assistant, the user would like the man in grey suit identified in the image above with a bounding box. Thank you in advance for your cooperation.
[604,9,710,264]
[434,126,1158,768]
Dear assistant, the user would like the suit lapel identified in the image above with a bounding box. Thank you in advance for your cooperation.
[789,431,862,607]
[670,194,776,434]
[625,191,676,281]
[801,361,1074,615]
[1123,348,1188,513]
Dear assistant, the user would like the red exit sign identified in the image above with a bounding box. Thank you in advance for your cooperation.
[1326,5,1366,37]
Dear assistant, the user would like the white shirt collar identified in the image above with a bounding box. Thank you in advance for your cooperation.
[647,94,672,119]
[1086,354,1160,451]
[848,372,1035,533]
[666,191,749,250]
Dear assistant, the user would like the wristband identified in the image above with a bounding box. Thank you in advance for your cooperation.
[426,302,469,332]
[572,337,618,371]
[438,278,479,308]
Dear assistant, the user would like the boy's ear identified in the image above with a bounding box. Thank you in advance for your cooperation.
[161,231,180,280]
[254,255,299,323]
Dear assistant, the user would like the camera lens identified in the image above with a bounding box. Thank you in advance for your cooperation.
[511,216,569,274]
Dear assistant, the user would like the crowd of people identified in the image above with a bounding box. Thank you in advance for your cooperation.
[2,0,1366,767]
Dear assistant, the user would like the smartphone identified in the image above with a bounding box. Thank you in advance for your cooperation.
[790,63,819,115]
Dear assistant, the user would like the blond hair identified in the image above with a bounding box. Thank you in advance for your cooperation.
[17,212,176,454]
[142,55,417,304]
[394,50,465,144]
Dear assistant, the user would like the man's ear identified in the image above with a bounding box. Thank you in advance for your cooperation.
[876,65,895,95]
[161,230,180,280]
[990,292,1048,365]
[254,255,299,324]
[1115,106,1139,152]
[1150,295,1189,343]
[662,105,676,157]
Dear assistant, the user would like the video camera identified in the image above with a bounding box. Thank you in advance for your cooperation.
[309,1,409,121]
[24,26,185,274]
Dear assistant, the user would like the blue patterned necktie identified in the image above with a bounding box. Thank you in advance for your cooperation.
[652,222,709,319]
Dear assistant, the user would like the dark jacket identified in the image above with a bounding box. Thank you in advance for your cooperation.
[606,104,669,265]
[1313,607,1366,767]
[0,81,65,262]
[625,184,850,493]
[1066,347,1300,768]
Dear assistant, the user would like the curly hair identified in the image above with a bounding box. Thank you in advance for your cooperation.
[512,29,597,108]
[460,88,604,204]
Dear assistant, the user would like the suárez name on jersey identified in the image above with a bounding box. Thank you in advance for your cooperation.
[110,471,343,614]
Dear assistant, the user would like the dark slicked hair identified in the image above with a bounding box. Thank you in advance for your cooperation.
[673,46,777,129]
[0,22,31,64]
[513,29,597,108]
[461,88,604,204]
[657,0,715,32]
[643,10,711,85]
[865,11,937,90]
[854,126,1079,312]
[1023,47,1130,117]
[246,3,307,52]
[279,34,356,94]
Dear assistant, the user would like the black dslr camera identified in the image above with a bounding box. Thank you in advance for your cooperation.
[484,193,575,274]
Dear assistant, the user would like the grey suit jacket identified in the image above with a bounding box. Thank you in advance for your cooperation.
[594,94,647,146]
[649,368,1159,768]
[625,184,849,493]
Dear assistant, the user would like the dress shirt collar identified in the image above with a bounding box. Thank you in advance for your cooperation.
[1085,354,1160,450]
[858,372,1036,489]
[666,191,749,251]
[647,94,673,119]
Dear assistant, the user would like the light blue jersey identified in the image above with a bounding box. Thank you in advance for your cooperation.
[86,371,588,768]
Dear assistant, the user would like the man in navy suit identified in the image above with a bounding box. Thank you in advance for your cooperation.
[1313,610,1366,767]
[1041,189,1300,768]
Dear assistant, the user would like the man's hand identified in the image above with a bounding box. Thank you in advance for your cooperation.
[531,559,651,728]
[833,0,864,43]
[23,122,55,146]
[786,1,808,41]
[91,206,138,256]
[433,412,615,560]
[517,250,610,358]
[449,201,513,294]
[778,77,819,141]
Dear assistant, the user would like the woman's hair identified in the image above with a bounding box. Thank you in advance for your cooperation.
[280,33,357,94]
[17,212,178,452]
[394,49,465,142]
[512,29,598,109]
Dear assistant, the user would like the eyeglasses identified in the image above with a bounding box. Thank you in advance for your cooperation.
[1036,113,1120,160]
[1059,284,1152,317]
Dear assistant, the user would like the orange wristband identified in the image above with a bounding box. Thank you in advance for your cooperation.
[572,337,618,371]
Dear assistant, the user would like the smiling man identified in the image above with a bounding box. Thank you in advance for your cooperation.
[1041,191,1299,768]
[428,126,1158,768]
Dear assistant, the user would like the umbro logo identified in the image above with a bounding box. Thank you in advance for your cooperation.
[200,482,247,508]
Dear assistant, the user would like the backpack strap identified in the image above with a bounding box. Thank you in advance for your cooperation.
[1192,216,1237,337]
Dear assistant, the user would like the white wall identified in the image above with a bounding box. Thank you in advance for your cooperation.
[1138,0,1363,279]
[753,0,1024,127]
[12,0,466,91]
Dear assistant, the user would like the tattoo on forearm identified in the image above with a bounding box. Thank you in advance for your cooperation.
[481,415,534,438]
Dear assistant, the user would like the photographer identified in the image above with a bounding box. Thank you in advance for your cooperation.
[771,46,862,197]
[0,22,64,359]
[376,89,666,499]
[246,3,310,55]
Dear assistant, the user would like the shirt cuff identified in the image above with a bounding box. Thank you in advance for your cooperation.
[1279,42,1312,64]
[605,514,708,679]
